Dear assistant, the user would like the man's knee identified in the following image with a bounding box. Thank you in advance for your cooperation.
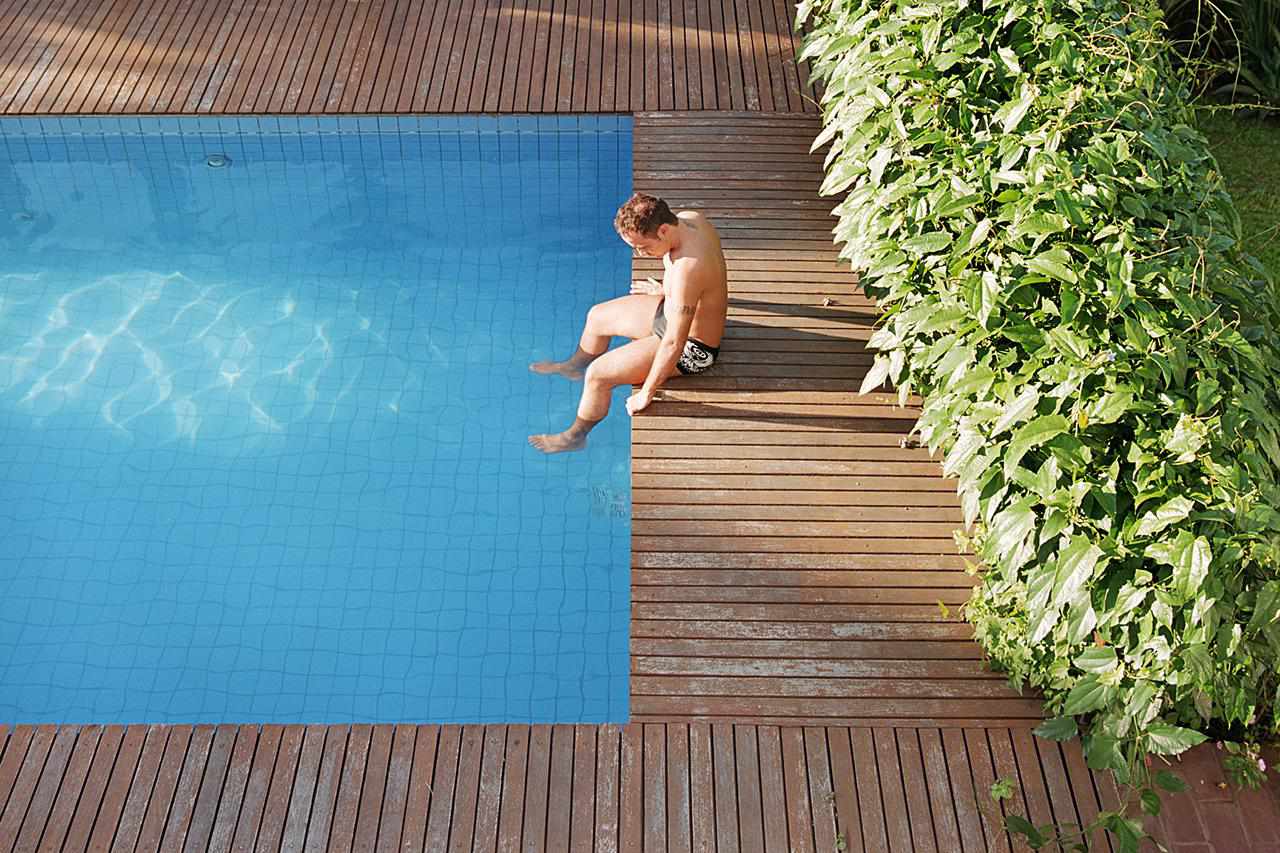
[583,360,613,387]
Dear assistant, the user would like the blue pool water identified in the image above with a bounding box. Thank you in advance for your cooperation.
[0,116,632,723]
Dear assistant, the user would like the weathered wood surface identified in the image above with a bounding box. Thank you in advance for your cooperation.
[0,0,819,114]
[0,723,1114,852]
[628,112,1039,726]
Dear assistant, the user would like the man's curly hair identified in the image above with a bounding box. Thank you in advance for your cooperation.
[614,192,679,237]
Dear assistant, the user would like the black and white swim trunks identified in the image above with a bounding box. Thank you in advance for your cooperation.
[652,299,720,375]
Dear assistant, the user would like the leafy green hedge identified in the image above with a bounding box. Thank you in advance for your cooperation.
[798,0,1280,776]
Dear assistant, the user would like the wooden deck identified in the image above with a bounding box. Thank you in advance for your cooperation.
[0,0,817,114]
[629,112,1041,728]
[0,723,1123,852]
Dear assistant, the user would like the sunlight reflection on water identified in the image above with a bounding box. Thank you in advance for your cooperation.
[0,271,425,451]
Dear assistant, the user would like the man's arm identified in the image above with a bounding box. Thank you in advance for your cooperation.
[641,271,698,395]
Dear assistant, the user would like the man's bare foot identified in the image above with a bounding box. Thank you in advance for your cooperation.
[529,360,585,380]
[529,431,588,454]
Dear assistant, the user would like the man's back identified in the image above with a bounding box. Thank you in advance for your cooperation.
[664,210,728,349]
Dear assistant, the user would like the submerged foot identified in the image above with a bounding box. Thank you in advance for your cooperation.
[529,360,585,380]
[529,431,588,454]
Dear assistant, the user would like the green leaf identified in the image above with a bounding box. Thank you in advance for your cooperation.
[1146,531,1211,600]
[902,232,954,255]
[1140,789,1162,816]
[1087,389,1133,425]
[860,356,891,394]
[1146,725,1209,755]
[992,386,1041,435]
[1134,496,1194,537]
[986,499,1036,577]
[1004,814,1045,846]
[990,776,1015,802]
[1033,716,1078,741]
[1084,732,1125,771]
[1026,248,1078,283]
[1054,535,1103,609]
[1154,770,1187,792]
[1073,646,1117,674]
[1063,674,1111,715]
[1005,414,1070,476]
[1250,581,1280,631]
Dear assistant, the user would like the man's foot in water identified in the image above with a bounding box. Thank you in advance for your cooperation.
[529,347,598,381]
[529,359,586,380]
[529,430,588,453]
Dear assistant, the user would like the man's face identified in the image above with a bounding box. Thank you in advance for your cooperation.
[622,227,666,258]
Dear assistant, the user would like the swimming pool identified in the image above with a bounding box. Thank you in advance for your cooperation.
[0,115,632,723]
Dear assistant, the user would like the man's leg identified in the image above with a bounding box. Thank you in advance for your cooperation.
[530,335,670,453]
[530,294,661,379]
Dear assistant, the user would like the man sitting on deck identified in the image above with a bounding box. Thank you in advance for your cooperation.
[528,192,729,454]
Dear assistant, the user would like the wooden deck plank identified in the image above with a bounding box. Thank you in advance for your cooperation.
[733,726,765,853]
[32,0,131,114]
[278,725,327,853]
[1010,728,1055,843]
[495,727,528,853]
[325,724,372,851]
[941,729,987,853]
[301,725,349,853]
[393,0,438,112]
[80,724,146,851]
[480,0,515,112]
[207,0,279,112]
[255,724,306,853]
[62,725,126,853]
[446,726,484,853]
[373,725,417,853]
[203,724,260,853]
[964,729,1011,853]
[710,724,739,852]
[802,728,839,853]
[228,725,285,853]
[618,726,643,853]
[1033,734,1083,837]
[540,0,567,111]
[352,725,393,853]
[781,727,817,853]
[34,726,101,853]
[825,728,862,853]
[598,0,618,110]
[448,0,489,112]
[665,724,692,853]
[423,726,462,853]
[109,726,170,853]
[594,725,622,853]
[154,725,212,853]
[850,728,888,852]
[0,0,83,113]
[642,724,666,853]
[756,726,787,853]
[519,726,552,853]
[896,729,939,853]
[1061,738,1109,852]
[399,726,441,853]
[237,0,305,112]
[569,0,594,110]
[569,726,598,853]
[6,725,76,853]
[474,726,507,853]
[686,724,714,853]
[918,729,964,853]
[872,728,912,853]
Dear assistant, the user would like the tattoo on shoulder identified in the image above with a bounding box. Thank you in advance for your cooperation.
[677,303,696,316]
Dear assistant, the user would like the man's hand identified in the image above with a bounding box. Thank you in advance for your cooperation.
[630,277,662,295]
[626,387,657,415]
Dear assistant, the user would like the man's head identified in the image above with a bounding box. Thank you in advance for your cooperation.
[614,192,679,257]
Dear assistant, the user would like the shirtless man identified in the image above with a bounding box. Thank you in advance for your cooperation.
[528,192,728,454]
